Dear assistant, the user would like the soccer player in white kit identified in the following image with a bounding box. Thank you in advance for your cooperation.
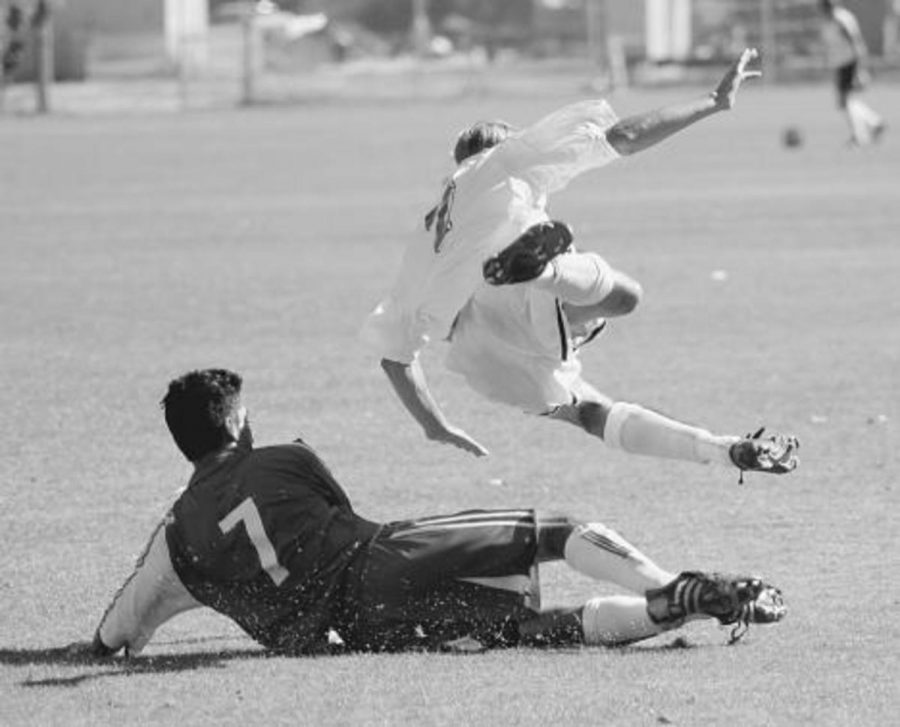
[361,49,799,480]
[818,0,886,146]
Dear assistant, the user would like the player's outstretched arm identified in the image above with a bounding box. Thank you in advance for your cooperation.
[88,520,201,657]
[606,48,761,157]
[381,358,489,457]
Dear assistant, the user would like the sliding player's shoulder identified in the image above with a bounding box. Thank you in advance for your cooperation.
[252,440,321,466]
[255,441,338,481]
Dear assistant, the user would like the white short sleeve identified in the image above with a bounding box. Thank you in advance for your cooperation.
[498,100,621,194]
[359,297,427,364]
[97,518,200,655]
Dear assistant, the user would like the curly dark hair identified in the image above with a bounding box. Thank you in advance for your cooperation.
[161,369,243,462]
[453,120,514,164]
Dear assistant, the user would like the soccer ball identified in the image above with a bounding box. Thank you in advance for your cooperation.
[782,126,803,149]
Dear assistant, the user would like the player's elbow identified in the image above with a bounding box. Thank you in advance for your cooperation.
[381,357,415,385]
[381,357,405,373]
[606,124,640,156]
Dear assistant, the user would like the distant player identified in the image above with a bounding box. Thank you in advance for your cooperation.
[72,369,785,657]
[1,3,26,80]
[819,0,886,145]
[361,49,799,480]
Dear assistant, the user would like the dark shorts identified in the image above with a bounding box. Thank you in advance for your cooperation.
[836,61,862,104]
[339,509,540,652]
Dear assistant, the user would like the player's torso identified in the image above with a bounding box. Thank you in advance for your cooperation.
[165,443,377,646]
[822,12,857,67]
[414,158,549,338]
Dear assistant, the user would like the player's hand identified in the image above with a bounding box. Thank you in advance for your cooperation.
[712,48,762,110]
[428,424,489,457]
[63,639,116,662]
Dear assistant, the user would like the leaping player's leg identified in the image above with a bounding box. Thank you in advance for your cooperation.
[534,251,643,318]
[483,220,642,318]
[549,380,799,476]
[483,221,574,285]
[549,380,739,467]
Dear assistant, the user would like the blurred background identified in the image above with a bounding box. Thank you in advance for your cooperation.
[2,0,899,113]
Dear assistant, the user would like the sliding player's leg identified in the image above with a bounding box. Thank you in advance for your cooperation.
[536,514,674,592]
[528,516,785,646]
[344,509,542,652]
[344,510,784,650]
[345,509,672,651]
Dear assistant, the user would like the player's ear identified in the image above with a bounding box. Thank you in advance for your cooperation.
[224,405,247,443]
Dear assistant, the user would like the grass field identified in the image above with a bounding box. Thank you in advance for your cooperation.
[1,81,899,726]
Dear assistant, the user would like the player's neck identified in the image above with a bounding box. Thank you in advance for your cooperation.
[191,442,247,477]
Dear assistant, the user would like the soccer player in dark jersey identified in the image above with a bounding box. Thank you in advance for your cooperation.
[76,369,785,657]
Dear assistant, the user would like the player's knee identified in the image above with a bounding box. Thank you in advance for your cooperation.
[535,513,579,560]
[575,400,610,437]
[618,286,641,316]
[608,274,642,316]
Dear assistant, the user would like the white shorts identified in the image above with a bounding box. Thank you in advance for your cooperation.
[445,284,590,415]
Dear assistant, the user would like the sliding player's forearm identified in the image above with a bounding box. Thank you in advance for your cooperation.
[606,94,719,156]
[95,519,200,656]
[380,358,450,439]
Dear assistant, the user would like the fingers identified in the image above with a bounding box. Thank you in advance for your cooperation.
[457,437,488,457]
[737,47,761,77]
[466,441,489,457]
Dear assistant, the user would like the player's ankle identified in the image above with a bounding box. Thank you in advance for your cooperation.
[695,435,739,468]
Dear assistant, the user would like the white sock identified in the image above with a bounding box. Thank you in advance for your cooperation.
[581,595,662,646]
[855,100,883,129]
[846,100,873,144]
[603,401,738,467]
[532,252,615,305]
[564,523,675,594]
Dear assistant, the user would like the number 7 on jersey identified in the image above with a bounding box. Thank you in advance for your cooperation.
[219,498,289,586]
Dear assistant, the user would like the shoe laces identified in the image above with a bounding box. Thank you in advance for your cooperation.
[727,606,754,644]
[727,583,785,644]
[736,427,796,484]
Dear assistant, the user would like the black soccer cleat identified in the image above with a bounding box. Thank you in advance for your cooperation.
[729,427,799,482]
[483,221,574,285]
[647,571,786,643]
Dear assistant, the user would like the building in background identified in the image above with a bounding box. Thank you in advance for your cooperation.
[645,0,691,62]
[5,0,897,88]
[3,0,208,80]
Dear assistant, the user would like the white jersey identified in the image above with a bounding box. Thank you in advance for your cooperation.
[822,7,863,68]
[361,99,620,363]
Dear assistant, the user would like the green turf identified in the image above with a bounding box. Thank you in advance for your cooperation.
[1,82,898,726]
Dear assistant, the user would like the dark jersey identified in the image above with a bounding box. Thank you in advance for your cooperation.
[165,440,379,653]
